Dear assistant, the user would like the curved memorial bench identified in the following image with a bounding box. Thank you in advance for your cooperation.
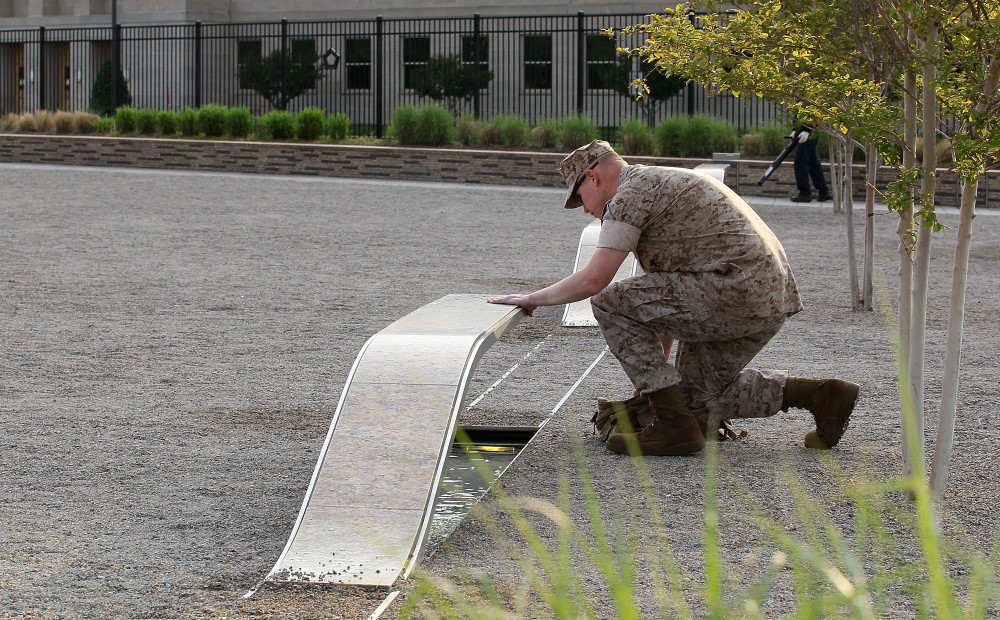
[263,294,526,587]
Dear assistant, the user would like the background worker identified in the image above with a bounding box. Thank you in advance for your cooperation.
[489,141,859,456]
[790,123,832,203]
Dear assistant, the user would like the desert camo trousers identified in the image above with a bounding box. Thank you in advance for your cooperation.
[591,272,789,421]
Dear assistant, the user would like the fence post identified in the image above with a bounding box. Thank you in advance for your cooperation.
[576,11,585,116]
[280,18,289,110]
[38,26,46,111]
[375,15,384,138]
[194,21,202,108]
[473,13,481,120]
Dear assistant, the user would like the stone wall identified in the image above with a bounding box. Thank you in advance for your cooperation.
[1,133,997,209]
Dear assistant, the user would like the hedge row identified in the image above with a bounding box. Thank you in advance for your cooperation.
[2,105,798,158]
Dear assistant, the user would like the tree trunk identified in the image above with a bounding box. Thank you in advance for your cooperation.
[898,68,918,477]
[842,134,861,309]
[862,141,877,310]
[828,138,844,215]
[906,25,939,477]
[930,177,978,499]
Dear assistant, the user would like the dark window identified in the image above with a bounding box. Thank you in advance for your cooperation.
[461,36,488,67]
[237,39,261,90]
[403,36,430,90]
[586,34,618,91]
[344,37,371,90]
[523,34,552,90]
[291,38,318,90]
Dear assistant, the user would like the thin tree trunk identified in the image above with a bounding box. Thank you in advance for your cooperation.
[907,26,939,477]
[930,177,978,498]
[842,134,861,309]
[862,141,877,310]
[929,57,998,498]
[898,68,918,477]
[829,138,844,214]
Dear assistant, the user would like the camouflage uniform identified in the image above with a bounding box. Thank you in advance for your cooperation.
[591,165,803,422]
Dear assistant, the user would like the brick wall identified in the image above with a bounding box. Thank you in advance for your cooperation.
[1,134,997,209]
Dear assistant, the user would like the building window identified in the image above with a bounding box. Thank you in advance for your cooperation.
[403,36,430,90]
[523,34,552,90]
[461,35,489,91]
[237,39,261,90]
[291,38,318,91]
[344,37,371,90]
[586,34,618,91]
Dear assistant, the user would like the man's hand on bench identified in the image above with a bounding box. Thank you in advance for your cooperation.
[489,294,538,317]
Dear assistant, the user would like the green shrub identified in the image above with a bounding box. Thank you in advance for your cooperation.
[157,111,178,136]
[196,104,227,138]
[114,106,138,134]
[296,107,326,141]
[456,115,480,146]
[388,105,419,145]
[390,105,454,146]
[73,112,101,134]
[325,112,351,141]
[414,105,455,146]
[496,115,530,148]
[618,118,658,156]
[89,60,131,117]
[559,114,599,150]
[225,107,253,138]
[177,108,198,136]
[260,110,296,140]
[135,108,159,135]
[656,116,687,156]
[531,119,560,150]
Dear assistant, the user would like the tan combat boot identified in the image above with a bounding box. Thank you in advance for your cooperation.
[783,377,860,449]
[605,385,706,456]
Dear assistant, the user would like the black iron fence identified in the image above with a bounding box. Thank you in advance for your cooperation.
[0,13,786,137]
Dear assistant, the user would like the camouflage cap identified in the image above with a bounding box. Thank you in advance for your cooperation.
[558,140,617,209]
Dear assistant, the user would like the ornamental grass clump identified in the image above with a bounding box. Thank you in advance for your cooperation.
[260,110,296,140]
[177,108,198,137]
[325,112,351,142]
[559,114,599,149]
[114,106,138,134]
[53,111,75,134]
[196,104,227,138]
[225,107,253,138]
[456,115,480,146]
[17,113,37,132]
[619,118,658,156]
[34,110,56,132]
[135,108,159,135]
[295,107,326,141]
[496,114,531,148]
[157,110,178,136]
[414,104,455,146]
[531,119,561,150]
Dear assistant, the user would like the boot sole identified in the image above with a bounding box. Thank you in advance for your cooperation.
[805,381,860,449]
[606,436,706,456]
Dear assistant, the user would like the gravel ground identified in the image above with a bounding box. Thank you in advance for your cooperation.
[2,163,999,619]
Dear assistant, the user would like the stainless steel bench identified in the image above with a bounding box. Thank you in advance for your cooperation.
[263,294,525,587]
